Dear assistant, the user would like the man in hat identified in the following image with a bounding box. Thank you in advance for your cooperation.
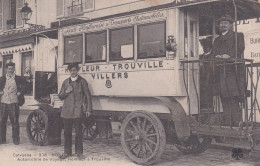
[58,63,92,159]
[210,14,245,126]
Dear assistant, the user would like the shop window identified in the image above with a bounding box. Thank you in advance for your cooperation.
[109,26,134,61]
[16,0,24,27]
[22,52,33,95]
[85,31,106,63]
[56,0,64,17]
[64,34,83,64]
[138,22,166,59]
[67,0,83,16]
[3,55,13,75]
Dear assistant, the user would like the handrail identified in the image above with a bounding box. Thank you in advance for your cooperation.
[180,58,254,63]
[181,58,260,126]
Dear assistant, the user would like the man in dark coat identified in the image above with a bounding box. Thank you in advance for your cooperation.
[58,63,92,159]
[0,62,25,145]
[210,15,245,126]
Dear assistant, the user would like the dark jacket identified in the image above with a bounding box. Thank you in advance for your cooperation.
[0,75,25,105]
[211,30,245,59]
[210,30,245,97]
[58,76,92,119]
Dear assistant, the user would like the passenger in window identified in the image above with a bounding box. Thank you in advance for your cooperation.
[0,62,25,145]
[58,63,92,160]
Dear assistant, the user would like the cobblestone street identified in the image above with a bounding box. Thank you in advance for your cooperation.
[1,119,260,166]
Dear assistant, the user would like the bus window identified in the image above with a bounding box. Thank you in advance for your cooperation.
[85,31,107,63]
[64,34,83,64]
[199,15,213,57]
[190,20,197,57]
[109,26,134,61]
[137,21,166,59]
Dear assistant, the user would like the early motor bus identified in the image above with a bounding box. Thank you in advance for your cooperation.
[26,0,260,165]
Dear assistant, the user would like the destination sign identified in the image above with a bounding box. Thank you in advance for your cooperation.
[59,60,175,80]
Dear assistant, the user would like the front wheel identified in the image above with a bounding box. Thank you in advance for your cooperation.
[26,109,48,146]
[121,110,166,165]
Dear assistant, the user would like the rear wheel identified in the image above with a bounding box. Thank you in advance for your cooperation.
[175,134,212,154]
[121,110,166,165]
[26,109,48,146]
[82,116,98,141]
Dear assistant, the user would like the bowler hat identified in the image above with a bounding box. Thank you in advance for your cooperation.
[217,14,234,23]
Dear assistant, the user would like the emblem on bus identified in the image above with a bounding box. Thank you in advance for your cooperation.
[105,79,112,88]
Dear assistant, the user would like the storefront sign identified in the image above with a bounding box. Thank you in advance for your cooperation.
[62,11,167,36]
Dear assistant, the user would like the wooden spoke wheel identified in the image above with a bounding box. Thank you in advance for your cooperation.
[175,134,212,154]
[121,111,166,165]
[26,109,48,146]
[82,116,98,141]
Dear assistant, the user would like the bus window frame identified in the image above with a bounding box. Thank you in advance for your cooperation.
[109,26,135,62]
[137,21,166,60]
[62,20,169,66]
[85,30,107,63]
[63,33,84,65]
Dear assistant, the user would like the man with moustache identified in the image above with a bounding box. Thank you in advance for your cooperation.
[210,15,245,126]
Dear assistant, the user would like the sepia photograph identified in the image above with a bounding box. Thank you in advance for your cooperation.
[0,0,260,165]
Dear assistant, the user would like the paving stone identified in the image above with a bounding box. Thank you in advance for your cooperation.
[1,121,260,166]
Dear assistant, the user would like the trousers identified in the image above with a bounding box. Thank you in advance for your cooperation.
[220,97,242,126]
[63,118,83,155]
[0,103,20,144]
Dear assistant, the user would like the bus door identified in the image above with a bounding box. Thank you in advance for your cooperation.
[184,10,200,115]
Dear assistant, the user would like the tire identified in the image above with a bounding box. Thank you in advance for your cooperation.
[82,116,98,141]
[26,109,48,146]
[175,134,212,155]
[121,110,166,165]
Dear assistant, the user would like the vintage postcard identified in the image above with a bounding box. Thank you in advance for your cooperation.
[0,0,260,166]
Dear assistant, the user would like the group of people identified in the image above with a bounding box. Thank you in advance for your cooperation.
[0,14,245,159]
[0,62,92,160]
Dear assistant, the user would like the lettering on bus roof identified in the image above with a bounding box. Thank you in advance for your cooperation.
[62,11,166,36]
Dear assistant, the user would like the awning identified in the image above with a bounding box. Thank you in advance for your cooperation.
[30,28,58,39]
[0,44,32,55]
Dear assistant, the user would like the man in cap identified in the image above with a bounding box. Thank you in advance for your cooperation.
[210,14,245,126]
[58,63,92,159]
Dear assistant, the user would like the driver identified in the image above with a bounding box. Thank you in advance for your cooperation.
[210,14,245,126]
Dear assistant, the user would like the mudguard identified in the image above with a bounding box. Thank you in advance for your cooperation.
[34,103,57,113]
[156,97,191,140]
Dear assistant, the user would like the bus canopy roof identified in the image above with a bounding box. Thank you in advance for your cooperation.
[178,0,260,20]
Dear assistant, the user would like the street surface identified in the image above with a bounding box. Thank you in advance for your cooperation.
[0,111,259,166]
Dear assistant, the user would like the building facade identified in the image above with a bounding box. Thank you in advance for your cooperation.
[0,0,57,109]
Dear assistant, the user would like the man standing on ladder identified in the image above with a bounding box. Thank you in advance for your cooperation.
[210,14,245,126]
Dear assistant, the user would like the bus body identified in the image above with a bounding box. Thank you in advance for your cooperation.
[57,8,198,116]
[26,0,260,165]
